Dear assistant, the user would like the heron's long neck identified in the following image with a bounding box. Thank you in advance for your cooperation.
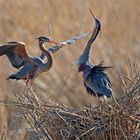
[80,43,92,63]
[39,42,53,71]
[79,19,100,64]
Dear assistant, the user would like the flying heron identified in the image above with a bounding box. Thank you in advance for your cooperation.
[0,37,60,85]
[76,11,113,98]
[0,33,89,85]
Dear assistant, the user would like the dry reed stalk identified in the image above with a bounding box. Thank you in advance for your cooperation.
[16,79,139,140]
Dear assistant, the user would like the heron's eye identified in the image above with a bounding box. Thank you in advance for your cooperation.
[71,40,75,44]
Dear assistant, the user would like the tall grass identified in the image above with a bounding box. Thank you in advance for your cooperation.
[0,0,140,138]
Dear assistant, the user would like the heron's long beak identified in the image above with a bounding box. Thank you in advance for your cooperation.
[48,40,60,45]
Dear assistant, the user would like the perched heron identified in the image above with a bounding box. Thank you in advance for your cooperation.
[0,33,89,85]
[77,11,113,98]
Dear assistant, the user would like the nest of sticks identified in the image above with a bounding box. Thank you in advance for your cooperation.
[17,76,140,140]
[1,62,140,140]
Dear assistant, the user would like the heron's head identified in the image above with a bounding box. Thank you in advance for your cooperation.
[36,36,60,45]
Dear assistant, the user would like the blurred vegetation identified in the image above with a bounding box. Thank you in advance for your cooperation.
[0,0,140,138]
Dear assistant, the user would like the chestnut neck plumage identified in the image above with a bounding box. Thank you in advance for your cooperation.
[38,41,53,71]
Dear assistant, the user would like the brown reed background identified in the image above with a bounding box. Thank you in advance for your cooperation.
[0,0,140,138]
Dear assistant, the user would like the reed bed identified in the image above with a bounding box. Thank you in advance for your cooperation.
[1,63,139,140]
[0,1,140,139]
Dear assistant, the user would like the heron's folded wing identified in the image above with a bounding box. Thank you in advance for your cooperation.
[84,81,97,96]
[84,65,112,97]
[85,73,112,97]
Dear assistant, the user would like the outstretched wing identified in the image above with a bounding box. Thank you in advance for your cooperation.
[40,33,90,60]
[84,62,112,98]
[0,41,32,69]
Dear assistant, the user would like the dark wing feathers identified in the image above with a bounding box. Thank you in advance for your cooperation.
[84,82,104,96]
[84,82,96,96]
[0,42,32,69]
[91,62,112,86]
[91,61,112,84]
[84,62,112,97]
[92,61,113,72]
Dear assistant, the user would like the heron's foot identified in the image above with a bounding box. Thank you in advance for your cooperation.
[25,73,34,86]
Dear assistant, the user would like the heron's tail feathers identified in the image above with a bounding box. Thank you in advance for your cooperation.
[7,74,17,80]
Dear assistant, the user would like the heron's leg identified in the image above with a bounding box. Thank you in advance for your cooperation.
[98,97,104,109]
[103,96,108,103]
[94,92,103,106]
[23,76,36,104]
[23,73,39,105]
[26,77,40,104]
[23,74,32,95]
[100,96,114,110]
[23,84,28,96]
[27,78,35,95]
[26,74,32,86]
[29,86,40,105]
